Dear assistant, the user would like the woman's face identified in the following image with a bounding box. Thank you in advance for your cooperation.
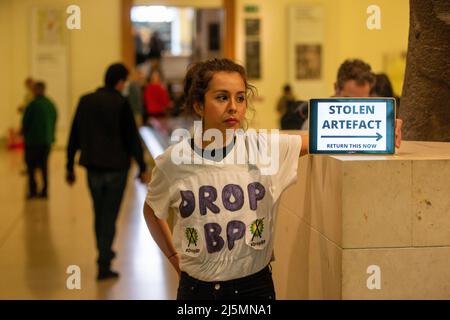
[150,71,161,83]
[196,71,247,140]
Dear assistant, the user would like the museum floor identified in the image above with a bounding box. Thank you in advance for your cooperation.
[0,147,178,299]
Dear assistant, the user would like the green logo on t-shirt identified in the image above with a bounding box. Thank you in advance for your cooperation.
[185,227,198,247]
[250,218,264,241]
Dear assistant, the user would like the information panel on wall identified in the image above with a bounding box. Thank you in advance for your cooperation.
[30,7,70,130]
[244,5,261,79]
[288,4,325,98]
[309,98,396,154]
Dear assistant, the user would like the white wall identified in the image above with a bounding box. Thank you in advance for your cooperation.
[235,0,409,129]
[0,0,410,142]
[0,0,121,145]
[0,0,14,141]
[195,8,223,60]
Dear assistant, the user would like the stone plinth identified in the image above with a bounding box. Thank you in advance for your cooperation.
[273,139,450,299]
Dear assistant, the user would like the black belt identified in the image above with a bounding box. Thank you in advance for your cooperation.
[180,264,271,287]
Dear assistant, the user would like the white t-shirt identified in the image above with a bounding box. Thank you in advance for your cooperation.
[145,133,302,281]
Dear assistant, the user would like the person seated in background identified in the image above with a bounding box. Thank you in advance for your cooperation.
[278,84,311,130]
[303,58,376,129]
[370,73,401,114]
[281,100,308,130]
[333,59,376,98]
[302,59,402,147]
[335,59,403,147]
[144,67,171,120]
[276,84,296,128]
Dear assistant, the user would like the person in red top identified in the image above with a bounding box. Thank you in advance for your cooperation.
[144,67,170,117]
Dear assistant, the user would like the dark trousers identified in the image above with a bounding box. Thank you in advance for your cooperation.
[25,145,50,196]
[177,265,276,300]
[87,169,128,271]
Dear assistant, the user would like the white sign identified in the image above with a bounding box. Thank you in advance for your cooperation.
[316,101,388,151]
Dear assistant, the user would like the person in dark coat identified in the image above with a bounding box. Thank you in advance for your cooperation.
[66,63,148,280]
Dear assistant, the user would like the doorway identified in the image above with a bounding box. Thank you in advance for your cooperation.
[131,5,225,84]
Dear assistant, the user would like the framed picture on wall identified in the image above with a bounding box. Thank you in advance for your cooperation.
[244,17,261,79]
[245,40,261,79]
[31,7,69,129]
[245,18,260,37]
[296,44,322,80]
[208,23,220,51]
[37,9,65,46]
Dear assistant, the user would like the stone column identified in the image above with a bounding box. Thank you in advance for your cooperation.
[400,0,450,142]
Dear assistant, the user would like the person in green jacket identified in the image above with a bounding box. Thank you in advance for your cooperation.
[22,81,57,199]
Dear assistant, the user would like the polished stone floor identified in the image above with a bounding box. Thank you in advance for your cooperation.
[0,147,178,299]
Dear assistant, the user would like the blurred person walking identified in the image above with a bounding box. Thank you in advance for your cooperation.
[66,63,148,280]
[21,81,57,199]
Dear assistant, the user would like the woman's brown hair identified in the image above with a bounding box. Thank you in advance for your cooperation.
[182,58,256,120]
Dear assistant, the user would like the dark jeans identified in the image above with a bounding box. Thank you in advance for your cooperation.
[25,145,50,195]
[87,169,128,271]
[177,265,276,300]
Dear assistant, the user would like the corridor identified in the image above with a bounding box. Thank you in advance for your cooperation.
[0,147,178,299]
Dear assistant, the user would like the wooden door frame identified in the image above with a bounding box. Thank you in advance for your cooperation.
[120,0,236,66]
[223,0,236,60]
[121,0,134,69]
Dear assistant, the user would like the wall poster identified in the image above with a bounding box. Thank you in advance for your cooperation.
[288,5,325,98]
[296,44,322,80]
[244,14,261,79]
[30,7,70,130]
[245,40,260,79]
